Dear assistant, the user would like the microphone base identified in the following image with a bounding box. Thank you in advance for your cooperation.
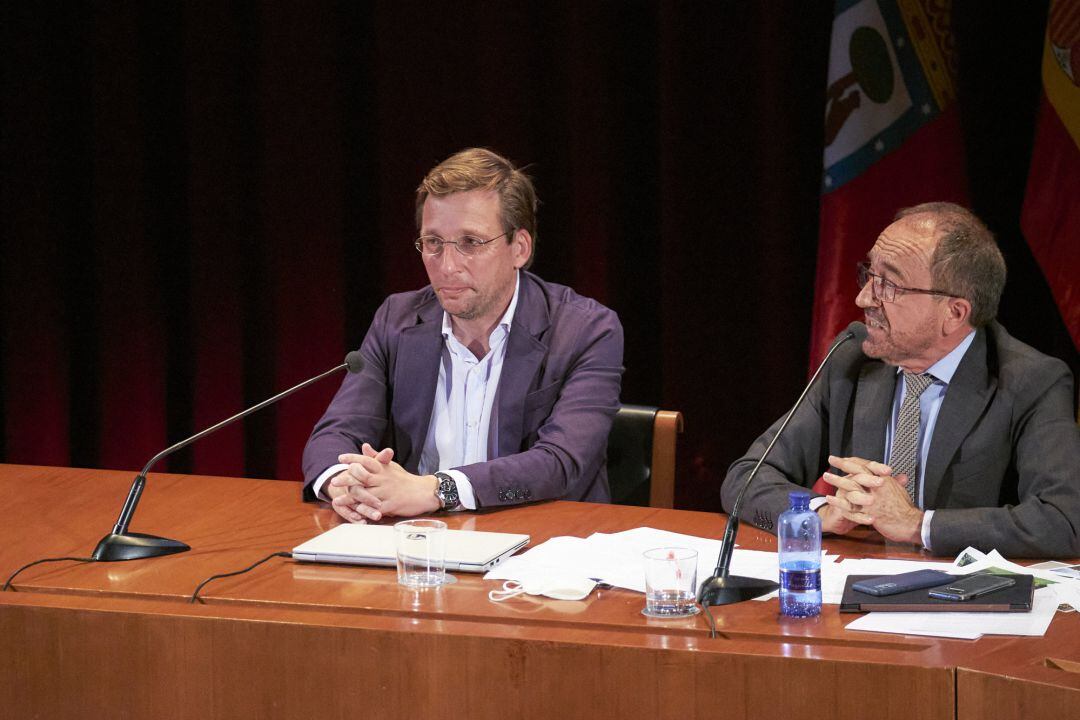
[697,574,779,606]
[92,532,190,562]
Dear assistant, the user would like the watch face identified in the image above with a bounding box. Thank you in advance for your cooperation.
[437,473,460,509]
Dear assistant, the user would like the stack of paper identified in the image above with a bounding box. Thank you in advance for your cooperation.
[484,526,838,594]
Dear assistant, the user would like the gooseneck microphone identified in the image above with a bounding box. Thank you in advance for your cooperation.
[697,324,865,606]
[91,351,365,562]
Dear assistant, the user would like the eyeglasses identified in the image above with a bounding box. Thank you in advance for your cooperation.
[414,230,512,257]
[856,262,961,303]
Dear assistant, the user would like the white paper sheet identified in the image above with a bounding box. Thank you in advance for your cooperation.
[484,535,641,588]
[952,547,1069,585]
[1051,581,1080,613]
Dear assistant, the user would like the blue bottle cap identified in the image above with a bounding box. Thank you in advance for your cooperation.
[788,490,811,506]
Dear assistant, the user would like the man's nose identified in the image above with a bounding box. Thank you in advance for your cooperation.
[855,279,878,308]
[436,248,462,269]
[435,245,464,272]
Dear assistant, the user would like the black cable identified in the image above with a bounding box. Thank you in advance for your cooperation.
[3,556,97,591]
[190,551,291,604]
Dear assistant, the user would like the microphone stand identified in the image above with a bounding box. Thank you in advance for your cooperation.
[92,354,362,562]
[697,331,856,606]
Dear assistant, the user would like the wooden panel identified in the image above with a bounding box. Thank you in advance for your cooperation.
[958,668,1080,720]
[0,597,954,720]
[956,635,1080,720]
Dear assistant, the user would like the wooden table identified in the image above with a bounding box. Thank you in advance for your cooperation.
[1,464,1077,719]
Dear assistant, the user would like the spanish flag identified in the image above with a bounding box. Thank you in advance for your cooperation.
[1021,0,1080,353]
[811,0,968,368]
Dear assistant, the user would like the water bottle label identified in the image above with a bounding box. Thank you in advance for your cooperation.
[780,568,821,592]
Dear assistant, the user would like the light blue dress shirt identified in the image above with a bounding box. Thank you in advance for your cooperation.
[809,330,976,549]
[884,330,975,549]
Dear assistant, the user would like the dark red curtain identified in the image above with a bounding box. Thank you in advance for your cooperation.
[2,2,1075,512]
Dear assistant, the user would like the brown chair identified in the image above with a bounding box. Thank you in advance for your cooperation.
[606,404,684,508]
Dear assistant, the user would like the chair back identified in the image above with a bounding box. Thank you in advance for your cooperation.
[606,404,683,508]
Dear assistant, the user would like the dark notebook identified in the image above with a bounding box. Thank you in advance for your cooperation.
[840,573,1034,613]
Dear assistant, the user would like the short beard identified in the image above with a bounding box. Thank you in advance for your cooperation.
[862,314,937,367]
[445,288,495,323]
[449,306,479,321]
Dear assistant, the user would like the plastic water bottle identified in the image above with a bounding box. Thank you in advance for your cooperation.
[778,490,822,617]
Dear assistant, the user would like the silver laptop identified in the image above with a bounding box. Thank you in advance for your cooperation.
[292,523,530,573]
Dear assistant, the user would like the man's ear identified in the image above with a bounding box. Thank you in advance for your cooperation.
[511,229,532,269]
[943,296,972,334]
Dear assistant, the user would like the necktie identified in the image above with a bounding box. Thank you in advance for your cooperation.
[889,372,934,505]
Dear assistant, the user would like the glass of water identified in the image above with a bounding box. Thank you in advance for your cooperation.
[395,519,447,588]
[642,547,700,617]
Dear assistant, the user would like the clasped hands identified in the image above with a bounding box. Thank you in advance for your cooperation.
[325,443,440,523]
[820,455,923,544]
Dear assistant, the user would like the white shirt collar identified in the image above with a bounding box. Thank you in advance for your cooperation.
[897,329,976,385]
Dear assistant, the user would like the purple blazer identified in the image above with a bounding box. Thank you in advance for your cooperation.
[301,271,624,506]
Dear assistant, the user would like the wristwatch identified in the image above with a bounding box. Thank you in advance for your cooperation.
[434,472,460,511]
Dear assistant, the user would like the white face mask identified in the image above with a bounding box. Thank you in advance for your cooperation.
[488,575,598,602]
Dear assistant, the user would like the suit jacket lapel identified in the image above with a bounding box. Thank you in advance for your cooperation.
[924,328,995,508]
[393,295,443,472]
[496,274,549,458]
[851,361,896,462]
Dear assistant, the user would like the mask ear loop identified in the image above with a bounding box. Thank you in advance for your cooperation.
[488,580,526,603]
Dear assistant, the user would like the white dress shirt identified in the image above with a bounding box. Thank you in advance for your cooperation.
[313,273,521,508]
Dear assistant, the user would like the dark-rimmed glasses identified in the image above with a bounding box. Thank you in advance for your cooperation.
[414,230,512,258]
[856,262,961,303]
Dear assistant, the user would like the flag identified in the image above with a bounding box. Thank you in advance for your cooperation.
[810,0,969,368]
[1021,0,1080,353]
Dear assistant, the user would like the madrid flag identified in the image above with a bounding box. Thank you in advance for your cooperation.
[811,0,969,367]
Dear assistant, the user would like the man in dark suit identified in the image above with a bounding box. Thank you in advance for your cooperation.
[723,202,1080,558]
[302,148,624,522]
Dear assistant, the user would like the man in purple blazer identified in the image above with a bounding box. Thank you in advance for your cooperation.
[302,148,624,522]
